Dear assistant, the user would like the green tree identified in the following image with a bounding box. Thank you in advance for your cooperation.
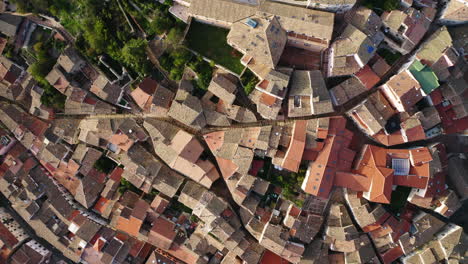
[150,14,174,35]
[28,41,56,84]
[169,67,183,80]
[172,48,191,67]
[166,27,184,46]
[121,38,150,75]
[383,0,399,10]
[84,19,108,54]
[40,85,66,111]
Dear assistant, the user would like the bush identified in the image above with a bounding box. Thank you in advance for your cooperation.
[363,0,400,13]
[240,69,259,95]
[166,27,184,46]
[150,13,174,35]
[40,84,66,110]
[118,178,143,195]
[94,156,117,174]
[121,38,151,76]
[188,56,213,90]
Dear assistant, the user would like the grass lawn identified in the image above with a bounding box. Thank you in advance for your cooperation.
[185,21,244,75]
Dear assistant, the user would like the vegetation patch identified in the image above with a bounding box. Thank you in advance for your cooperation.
[118,177,143,195]
[362,0,400,14]
[167,199,192,214]
[377,48,402,65]
[159,48,192,81]
[27,40,66,111]
[388,186,411,214]
[185,21,244,75]
[94,156,117,174]
[188,56,213,91]
[240,68,259,95]
[12,0,155,77]
[257,158,306,208]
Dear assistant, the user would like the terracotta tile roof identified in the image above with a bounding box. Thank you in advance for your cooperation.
[0,221,19,249]
[403,124,426,142]
[109,133,134,152]
[355,65,380,89]
[149,217,176,250]
[260,92,278,107]
[335,171,370,192]
[371,55,391,77]
[109,167,124,181]
[138,77,158,94]
[384,70,424,112]
[132,199,150,220]
[260,250,290,264]
[151,195,169,214]
[355,146,393,203]
[130,87,152,110]
[409,148,433,165]
[302,117,356,198]
[380,245,403,264]
[203,131,224,153]
[115,209,143,237]
[281,120,307,172]
[93,196,110,214]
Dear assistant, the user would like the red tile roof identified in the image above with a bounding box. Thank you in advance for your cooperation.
[404,125,426,142]
[302,117,356,198]
[248,160,264,176]
[409,148,432,165]
[380,246,404,264]
[93,196,110,214]
[138,77,159,94]
[260,92,278,107]
[0,221,19,248]
[260,250,291,264]
[149,217,176,250]
[109,167,124,181]
[356,146,393,203]
[281,120,307,172]
[335,171,370,192]
[355,65,380,89]
[216,157,239,179]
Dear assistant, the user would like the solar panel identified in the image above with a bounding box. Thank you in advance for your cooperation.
[392,158,410,175]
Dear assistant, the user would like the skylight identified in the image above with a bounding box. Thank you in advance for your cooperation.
[392,158,410,175]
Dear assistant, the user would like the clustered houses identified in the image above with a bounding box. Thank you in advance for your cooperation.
[44,46,130,114]
[0,207,30,262]
[143,119,220,188]
[0,104,268,264]
[347,25,468,146]
[323,203,379,263]
[345,189,466,264]
[0,0,467,264]
[130,77,175,117]
[166,70,257,129]
[186,0,335,120]
[381,5,436,54]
